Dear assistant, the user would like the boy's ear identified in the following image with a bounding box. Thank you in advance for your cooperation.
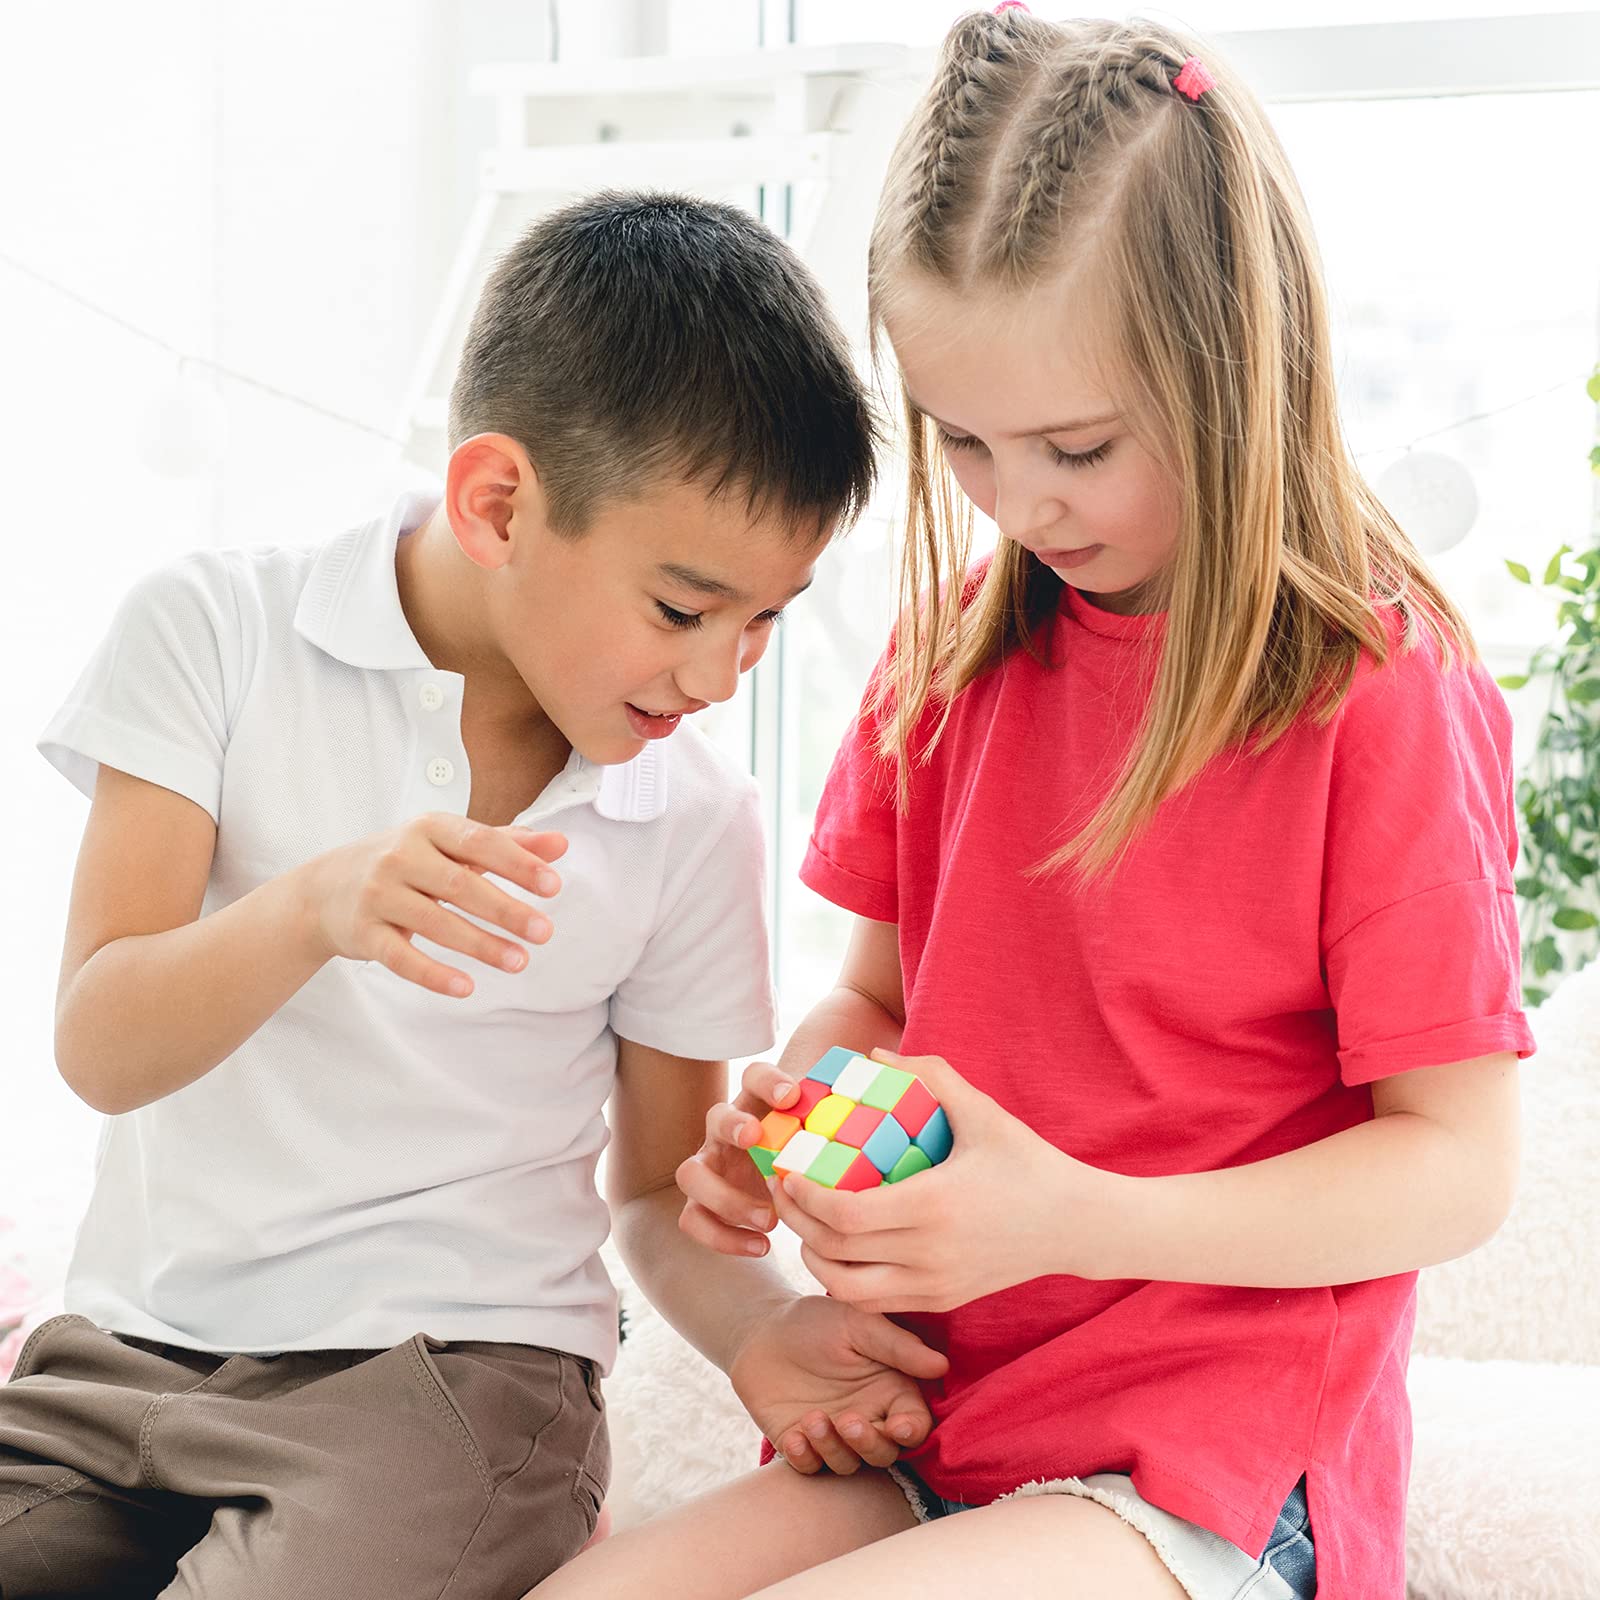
[444,432,551,571]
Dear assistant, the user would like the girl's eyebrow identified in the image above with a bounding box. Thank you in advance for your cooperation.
[907,395,1120,437]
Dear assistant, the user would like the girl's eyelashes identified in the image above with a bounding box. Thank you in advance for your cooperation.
[937,427,1111,469]
[654,601,787,631]
[1047,440,1112,469]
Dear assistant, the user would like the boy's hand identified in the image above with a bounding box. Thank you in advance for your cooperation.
[728,1294,948,1475]
[298,815,568,997]
[676,1059,800,1255]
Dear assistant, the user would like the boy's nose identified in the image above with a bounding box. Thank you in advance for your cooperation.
[676,637,749,707]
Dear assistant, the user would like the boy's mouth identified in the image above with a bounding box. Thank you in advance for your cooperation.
[625,703,686,740]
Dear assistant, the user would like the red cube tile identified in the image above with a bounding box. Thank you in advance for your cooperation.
[835,1152,884,1192]
[833,1104,886,1151]
[887,1077,939,1138]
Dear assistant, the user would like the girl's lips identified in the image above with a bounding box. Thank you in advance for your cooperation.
[1037,545,1103,570]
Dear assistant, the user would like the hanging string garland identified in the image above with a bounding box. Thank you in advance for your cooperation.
[0,249,1590,497]
[1375,449,1480,554]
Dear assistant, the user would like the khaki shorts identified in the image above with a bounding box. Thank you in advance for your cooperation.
[0,1312,608,1599]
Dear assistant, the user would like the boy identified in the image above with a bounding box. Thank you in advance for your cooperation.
[0,193,914,1597]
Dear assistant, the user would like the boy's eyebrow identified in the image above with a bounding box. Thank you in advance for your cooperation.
[906,394,1120,436]
[656,563,814,605]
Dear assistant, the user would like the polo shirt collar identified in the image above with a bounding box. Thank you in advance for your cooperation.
[295,489,668,824]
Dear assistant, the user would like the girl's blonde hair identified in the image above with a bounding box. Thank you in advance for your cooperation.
[868,9,1473,876]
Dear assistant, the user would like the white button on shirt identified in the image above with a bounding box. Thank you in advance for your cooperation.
[37,490,777,1369]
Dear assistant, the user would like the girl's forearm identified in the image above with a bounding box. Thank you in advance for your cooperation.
[1067,1110,1514,1288]
[53,864,330,1115]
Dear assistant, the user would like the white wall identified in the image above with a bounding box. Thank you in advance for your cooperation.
[0,0,565,1267]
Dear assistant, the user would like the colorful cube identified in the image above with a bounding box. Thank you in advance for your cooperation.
[748,1048,953,1194]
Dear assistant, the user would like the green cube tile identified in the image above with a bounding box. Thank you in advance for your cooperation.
[806,1142,858,1189]
[884,1145,933,1184]
[749,1145,778,1179]
[861,1066,915,1112]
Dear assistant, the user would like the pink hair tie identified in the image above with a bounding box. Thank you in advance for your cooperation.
[992,2,1029,12]
[1172,55,1215,101]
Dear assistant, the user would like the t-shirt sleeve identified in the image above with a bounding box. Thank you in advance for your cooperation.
[37,554,240,822]
[609,779,778,1062]
[799,650,901,922]
[1321,624,1535,1085]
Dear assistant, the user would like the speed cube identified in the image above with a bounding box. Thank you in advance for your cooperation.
[748,1047,953,1191]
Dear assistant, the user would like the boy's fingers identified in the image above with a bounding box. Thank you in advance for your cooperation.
[795,1412,864,1476]
[850,1311,951,1381]
[395,889,531,973]
[508,828,569,863]
[426,816,562,899]
[774,1429,823,1475]
[374,930,473,999]
[834,1414,899,1469]
[885,1409,931,1448]
[417,859,553,946]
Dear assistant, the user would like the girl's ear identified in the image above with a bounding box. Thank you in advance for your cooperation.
[443,432,551,571]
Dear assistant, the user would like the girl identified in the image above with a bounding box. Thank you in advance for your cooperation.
[534,10,1532,1599]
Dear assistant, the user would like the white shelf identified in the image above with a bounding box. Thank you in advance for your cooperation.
[483,130,844,194]
[469,42,915,102]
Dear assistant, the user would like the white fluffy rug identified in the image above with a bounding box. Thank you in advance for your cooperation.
[605,962,1600,1598]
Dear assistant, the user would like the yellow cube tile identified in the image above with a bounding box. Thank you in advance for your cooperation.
[804,1093,856,1141]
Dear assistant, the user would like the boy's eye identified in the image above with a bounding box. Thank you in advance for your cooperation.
[755,608,786,627]
[655,601,705,630]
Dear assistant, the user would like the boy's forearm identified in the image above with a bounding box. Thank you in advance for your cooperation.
[55,864,330,1115]
[615,981,905,1371]
[613,1187,798,1374]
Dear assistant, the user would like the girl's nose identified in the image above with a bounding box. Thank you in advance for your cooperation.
[992,468,1065,547]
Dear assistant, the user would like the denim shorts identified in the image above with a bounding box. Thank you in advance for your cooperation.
[888,1462,1316,1600]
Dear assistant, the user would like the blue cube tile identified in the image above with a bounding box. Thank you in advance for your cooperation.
[805,1046,860,1088]
[913,1106,951,1164]
[862,1114,911,1176]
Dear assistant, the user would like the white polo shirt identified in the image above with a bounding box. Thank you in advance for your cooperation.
[38,489,777,1370]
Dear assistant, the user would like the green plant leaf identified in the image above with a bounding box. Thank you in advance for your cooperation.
[1552,907,1599,930]
[1522,985,1549,1008]
[1545,546,1572,585]
[1588,370,1600,403]
[1567,678,1600,705]
[1496,673,1530,690]
[1532,935,1564,977]
[1506,560,1531,584]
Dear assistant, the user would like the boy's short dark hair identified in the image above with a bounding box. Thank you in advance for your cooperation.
[448,191,878,537]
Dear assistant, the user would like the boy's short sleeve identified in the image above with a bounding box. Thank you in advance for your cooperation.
[38,554,239,822]
[799,653,901,923]
[609,781,778,1062]
[1321,625,1535,1085]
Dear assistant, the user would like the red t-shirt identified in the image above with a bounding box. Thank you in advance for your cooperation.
[794,578,1534,1598]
